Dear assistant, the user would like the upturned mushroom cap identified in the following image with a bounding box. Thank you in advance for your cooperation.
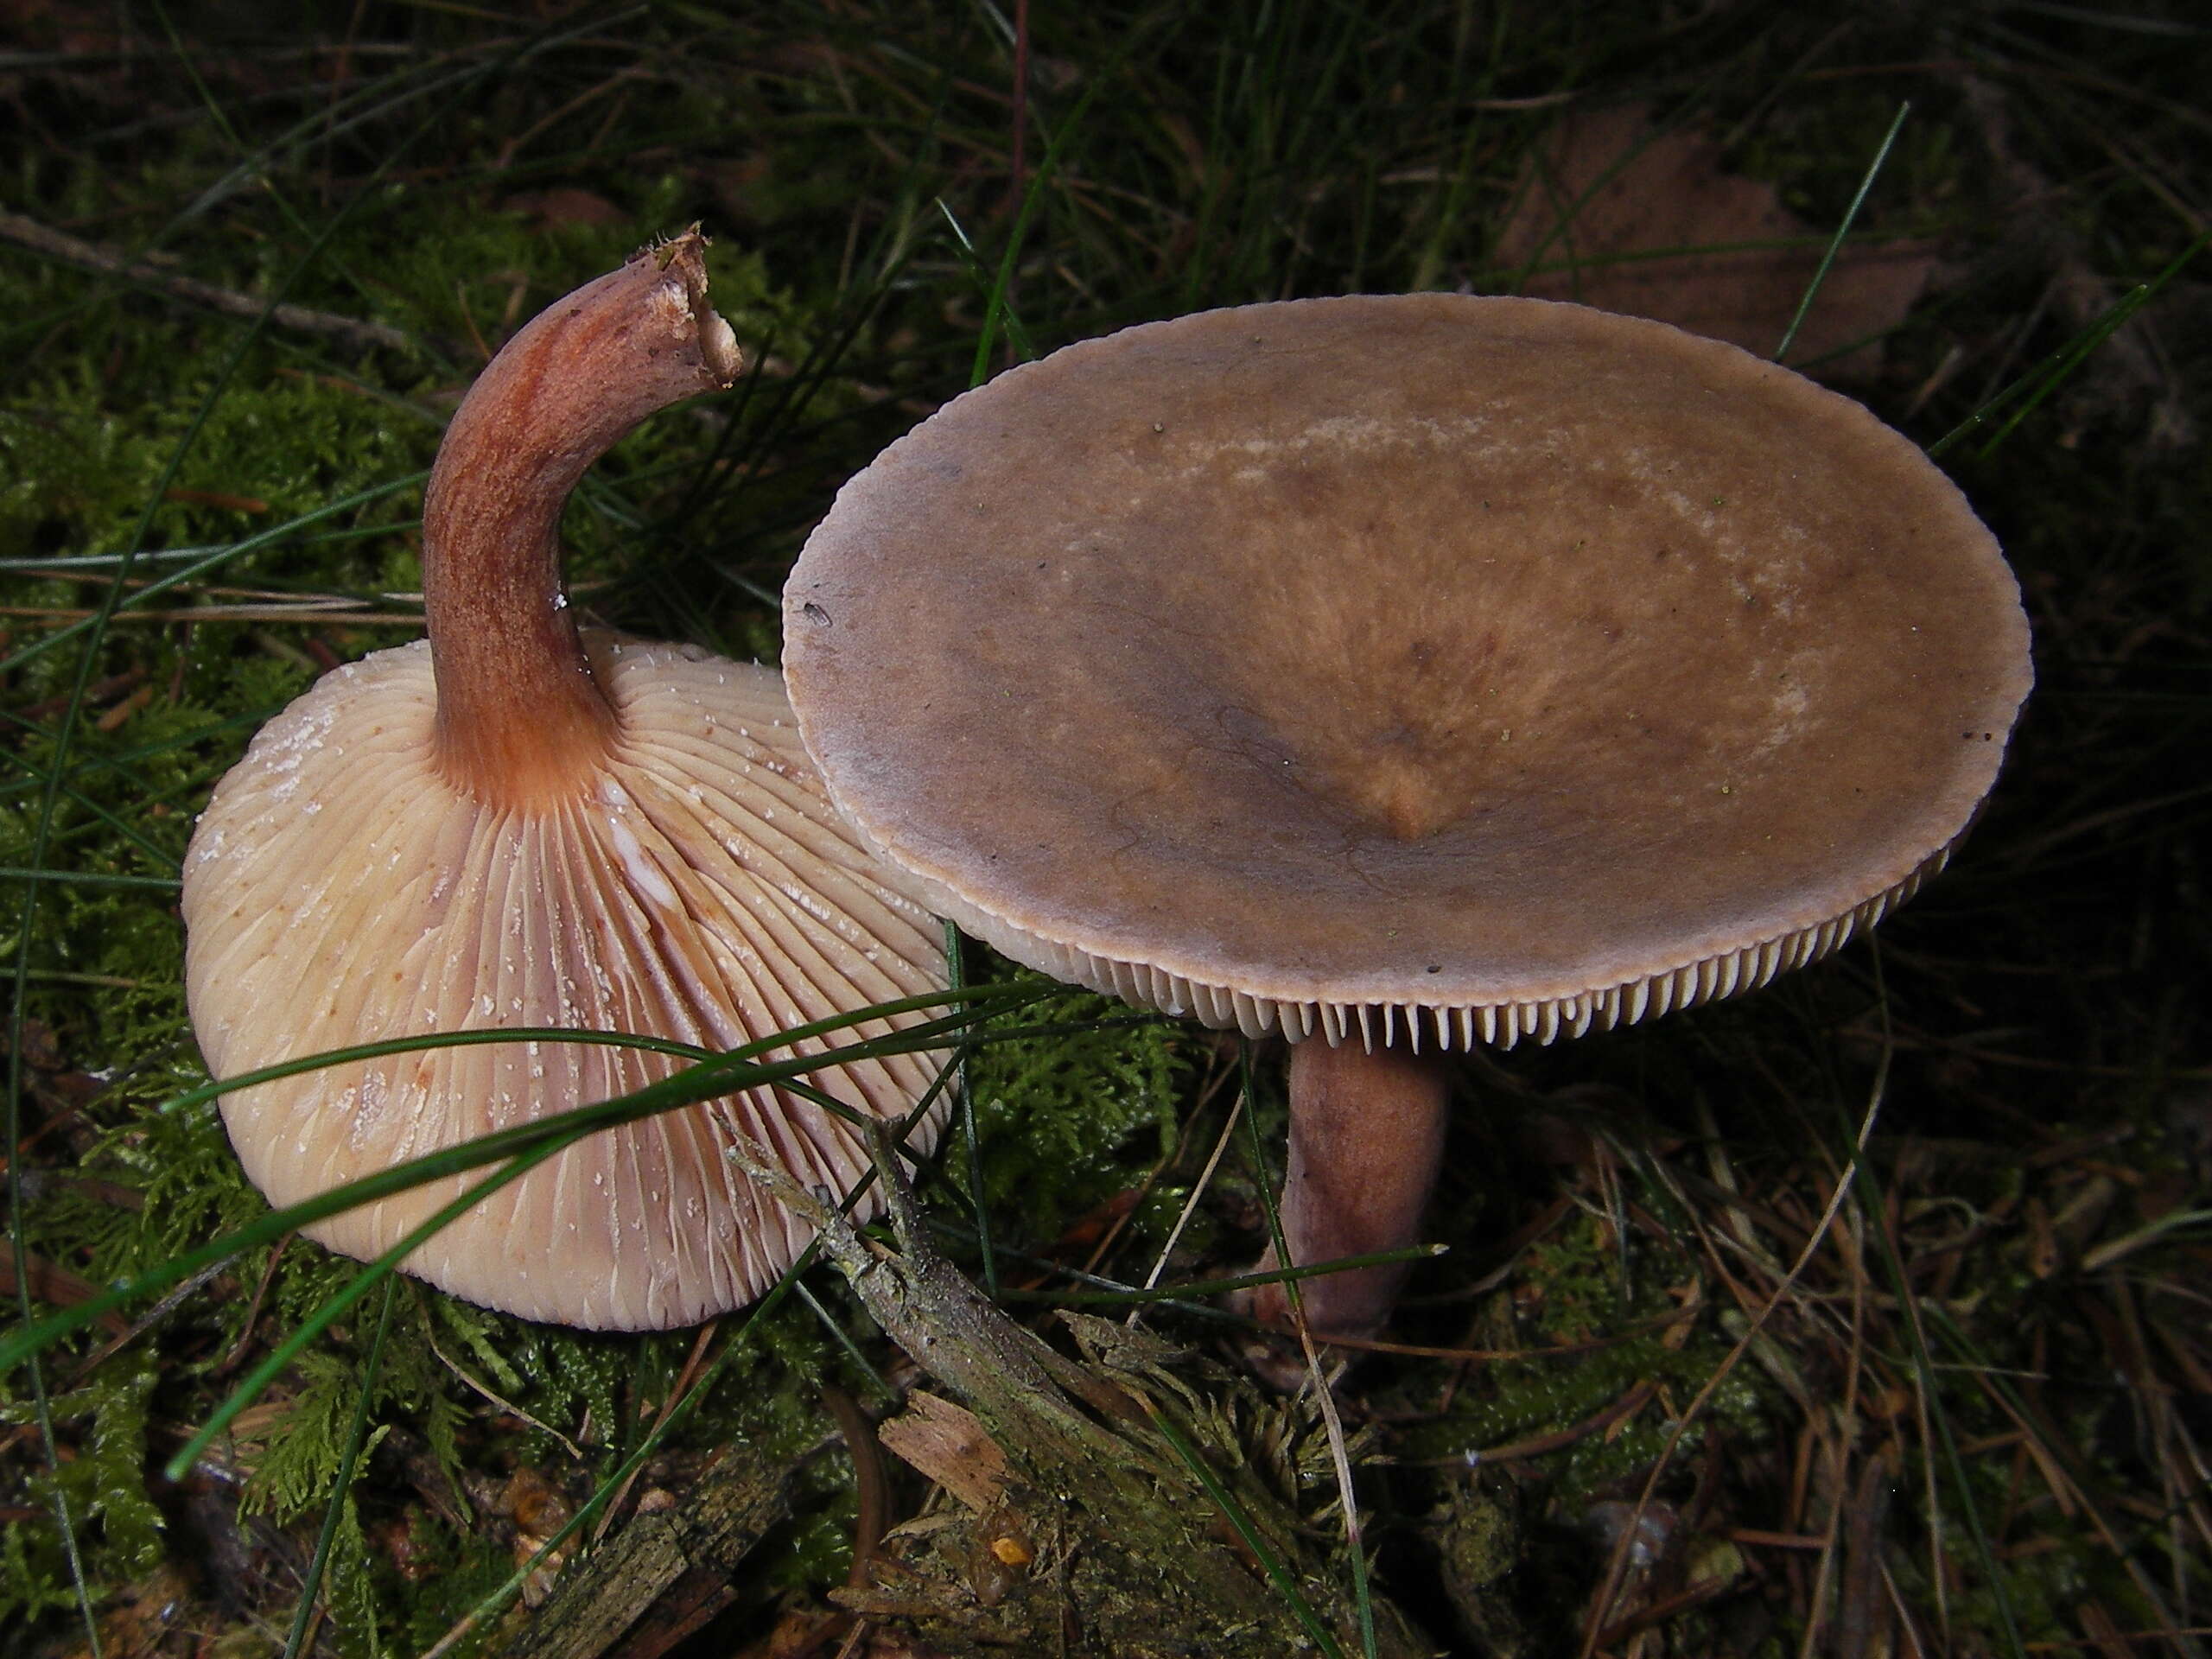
[184,638,945,1329]
[784,296,2032,1052]
[181,235,950,1330]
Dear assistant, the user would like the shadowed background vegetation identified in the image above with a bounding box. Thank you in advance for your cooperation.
[3,3,2207,1655]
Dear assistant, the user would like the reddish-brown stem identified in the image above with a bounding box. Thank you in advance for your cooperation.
[1249,1039,1451,1341]
[422,231,741,809]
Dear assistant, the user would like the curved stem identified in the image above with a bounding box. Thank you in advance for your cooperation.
[1251,1039,1450,1341]
[422,231,741,809]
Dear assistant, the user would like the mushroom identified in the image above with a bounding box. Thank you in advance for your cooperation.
[781,295,2032,1339]
[181,233,950,1331]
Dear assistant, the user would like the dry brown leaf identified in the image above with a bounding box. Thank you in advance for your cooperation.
[876,1391,1012,1513]
[499,188,632,230]
[0,1245,132,1334]
[740,1607,956,1659]
[1494,104,1935,381]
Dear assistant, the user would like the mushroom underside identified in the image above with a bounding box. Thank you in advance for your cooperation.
[185,635,947,1330]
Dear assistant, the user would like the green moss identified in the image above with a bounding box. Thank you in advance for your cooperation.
[959,974,1190,1249]
[378,1516,516,1656]
[0,1368,164,1625]
[1395,1212,1773,1503]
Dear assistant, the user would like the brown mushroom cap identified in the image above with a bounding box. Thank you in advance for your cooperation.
[784,296,2032,1051]
[184,633,946,1329]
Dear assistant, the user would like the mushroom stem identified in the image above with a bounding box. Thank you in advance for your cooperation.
[423,231,742,809]
[1250,1039,1451,1341]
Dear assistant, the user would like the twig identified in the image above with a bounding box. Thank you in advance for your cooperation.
[821,1385,890,1589]
[1469,1382,1657,1465]
[1838,1451,1896,1659]
[0,603,422,626]
[423,1331,584,1463]
[0,209,414,353]
[493,1440,796,1659]
[1293,1313,1371,1658]
[590,1319,717,1544]
[1133,1090,1243,1300]
[1093,1045,1242,1287]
